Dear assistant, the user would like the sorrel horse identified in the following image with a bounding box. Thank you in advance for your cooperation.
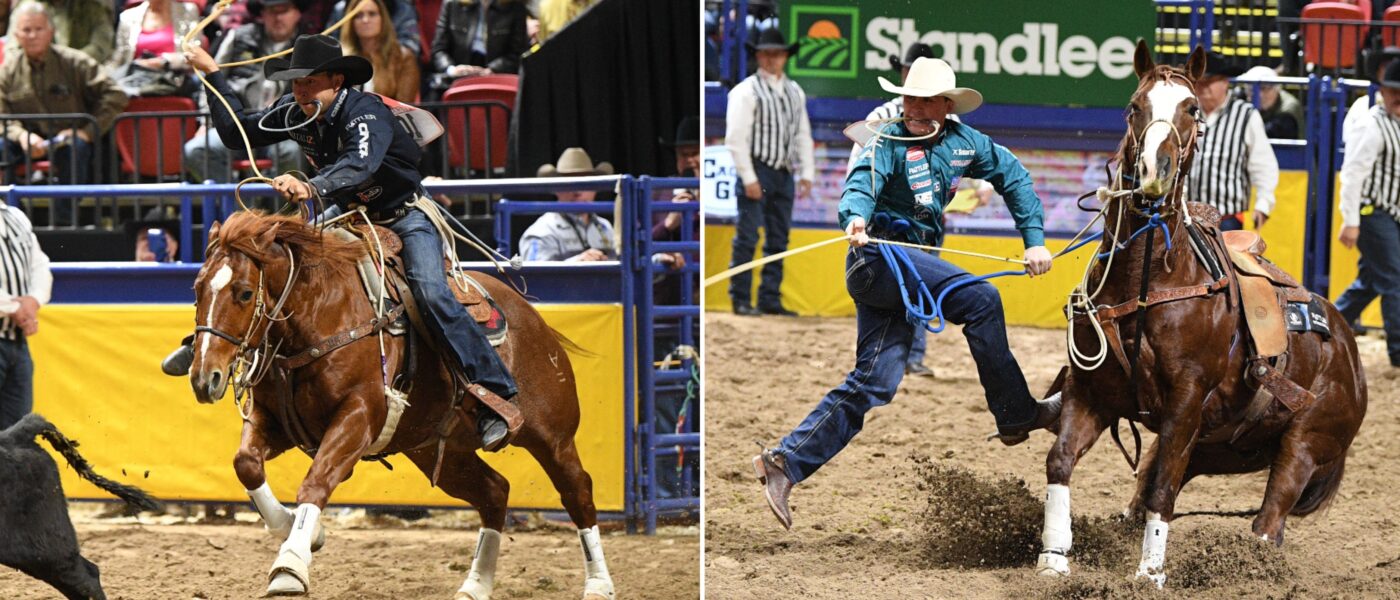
[1035,42,1367,587]
[187,211,614,599]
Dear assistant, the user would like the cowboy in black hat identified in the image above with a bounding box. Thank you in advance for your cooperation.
[1187,51,1278,232]
[174,34,521,452]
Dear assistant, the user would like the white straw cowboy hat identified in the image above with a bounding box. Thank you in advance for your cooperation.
[878,57,984,115]
[537,147,615,177]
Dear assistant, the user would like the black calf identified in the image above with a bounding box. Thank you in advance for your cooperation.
[0,413,162,600]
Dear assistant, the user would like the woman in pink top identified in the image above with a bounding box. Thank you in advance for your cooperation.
[107,0,204,82]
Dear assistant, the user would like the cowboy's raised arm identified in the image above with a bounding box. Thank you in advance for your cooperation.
[306,95,394,200]
[185,44,293,149]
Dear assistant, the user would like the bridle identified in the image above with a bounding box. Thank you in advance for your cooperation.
[196,244,300,417]
[1118,71,1204,220]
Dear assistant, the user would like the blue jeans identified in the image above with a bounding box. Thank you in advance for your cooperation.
[0,338,34,430]
[1336,212,1400,364]
[321,205,518,397]
[774,245,1035,483]
[729,163,794,309]
[907,327,927,367]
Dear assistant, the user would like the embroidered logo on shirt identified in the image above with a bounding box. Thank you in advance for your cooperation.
[950,159,971,167]
[915,192,934,205]
[906,148,926,162]
[953,148,975,156]
[911,179,931,190]
[908,162,930,175]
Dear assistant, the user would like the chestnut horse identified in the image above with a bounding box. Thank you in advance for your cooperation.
[187,211,614,599]
[1035,43,1367,587]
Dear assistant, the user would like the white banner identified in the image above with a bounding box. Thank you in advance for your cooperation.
[702,145,738,219]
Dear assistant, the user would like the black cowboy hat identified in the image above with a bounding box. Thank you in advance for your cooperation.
[663,116,700,147]
[248,0,308,18]
[746,28,797,54]
[888,42,934,71]
[1201,52,1246,79]
[1370,46,1400,80]
[1381,58,1400,89]
[264,35,372,86]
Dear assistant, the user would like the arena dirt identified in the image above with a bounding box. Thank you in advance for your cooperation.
[0,506,698,599]
[706,312,1400,599]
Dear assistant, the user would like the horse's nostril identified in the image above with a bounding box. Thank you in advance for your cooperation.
[209,370,223,391]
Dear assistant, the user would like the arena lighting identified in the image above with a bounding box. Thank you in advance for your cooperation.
[865,21,1138,79]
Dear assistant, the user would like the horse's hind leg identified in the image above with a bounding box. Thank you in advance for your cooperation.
[1037,398,1109,578]
[529,438,614,600]
[406,441,510,600]
[1251,432,1319,546]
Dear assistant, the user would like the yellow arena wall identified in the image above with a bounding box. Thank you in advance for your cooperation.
[32,304,625,511]
[705,170,1380,328]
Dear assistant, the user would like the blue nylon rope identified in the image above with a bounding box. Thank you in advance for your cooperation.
[873,216,1023,334]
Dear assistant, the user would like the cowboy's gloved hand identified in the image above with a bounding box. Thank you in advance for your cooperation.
[846,217,869,247]
[1024,246,1053,277]
[183,41,218,74]
[271,174,313,203]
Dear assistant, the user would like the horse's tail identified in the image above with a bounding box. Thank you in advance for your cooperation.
[1291,455,1346,517]
[550,326,597,359]
[18,414,165,512]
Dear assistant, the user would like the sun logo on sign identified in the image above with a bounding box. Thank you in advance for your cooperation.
[790,5,859,78]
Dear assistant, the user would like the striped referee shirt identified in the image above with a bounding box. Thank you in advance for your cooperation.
[0,207,53,340]
[1339,103,1400,225]
[724,69,815,185]
[1187,97,1278,217]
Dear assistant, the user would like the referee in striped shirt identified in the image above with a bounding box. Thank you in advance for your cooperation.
[724,28,814,317]
[0,205,52,429]
[1188,54,1279,231]
[1337,59,1400,368]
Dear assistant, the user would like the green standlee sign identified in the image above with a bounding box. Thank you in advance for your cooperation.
[786,1,1156,107]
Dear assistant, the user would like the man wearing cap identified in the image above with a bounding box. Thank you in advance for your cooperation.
[1336,59,1400,368]
[1187,54,1278,232]
[518,147,618,262]
[751,57,1061,530]
[183,0,307,183]
[724,28,814,317]
[174,34,521,452]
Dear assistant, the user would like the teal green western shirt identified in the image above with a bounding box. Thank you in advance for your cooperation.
[838,120,1046,249]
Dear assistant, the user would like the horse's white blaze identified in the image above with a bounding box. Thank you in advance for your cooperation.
[1140,82,1194,182]
[1036,484,1073,576]
[457,528,501,599]
[199,261,232,357]
[1135,511,1169,588]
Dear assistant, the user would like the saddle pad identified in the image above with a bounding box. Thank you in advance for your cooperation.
[1284,297,1332,337]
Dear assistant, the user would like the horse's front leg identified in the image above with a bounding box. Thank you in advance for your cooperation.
[233,406,303,544]
[1037,393,1109,578]
[1134,386,1206,588]
[266,400,377,597]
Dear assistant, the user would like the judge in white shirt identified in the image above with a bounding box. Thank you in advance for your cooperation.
[1187,54,1279,231]
[0,206,52,429]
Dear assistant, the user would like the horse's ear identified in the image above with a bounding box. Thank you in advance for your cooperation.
[1185,45,1207,82]
[257,222,283,247]
[1134,39,1155,78]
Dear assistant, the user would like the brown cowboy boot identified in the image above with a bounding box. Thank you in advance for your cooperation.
[751,448,794,530]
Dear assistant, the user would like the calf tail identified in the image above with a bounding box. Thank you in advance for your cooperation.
[21,414,164,513]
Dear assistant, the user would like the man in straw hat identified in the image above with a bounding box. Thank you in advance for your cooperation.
[752,57,1061,530]
[168,34,522,454]
[724,28,814,317]
[519,147,618,262]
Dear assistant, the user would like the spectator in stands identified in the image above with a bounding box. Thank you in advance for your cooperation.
[184,0,305,183]
[0,1,128,194]
[518,147,617,262]
[655,116,700,297]
[1236,65,1304,140]
[4,0,113,63]
[339,0,419,102]
[535,0,593,43]
[428,0,528,92]
[0,202,50,430]
[724,28,812,317]
[1336,59,1400,368]
[327,0,420,56]
[125,214,179,262]
[1187,53,1278,231]
[106,0,203,97]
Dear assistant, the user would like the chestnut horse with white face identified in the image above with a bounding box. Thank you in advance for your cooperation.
[188,211,615,599]
[1034,42,1366,587]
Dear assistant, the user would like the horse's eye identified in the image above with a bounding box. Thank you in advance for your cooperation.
[238,290,254,302]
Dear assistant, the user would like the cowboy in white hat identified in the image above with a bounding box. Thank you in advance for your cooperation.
[752,56,1061,530]
[518,147,618,262]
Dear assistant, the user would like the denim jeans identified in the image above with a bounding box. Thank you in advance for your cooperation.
[729,163,794,309]
[907,326,928,367]
[1336,212,1400,364]
[321,204,518,397]
[0,338,34,430]
[774,245,1036,483]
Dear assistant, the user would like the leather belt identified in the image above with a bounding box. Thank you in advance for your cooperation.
[347,203,410,224]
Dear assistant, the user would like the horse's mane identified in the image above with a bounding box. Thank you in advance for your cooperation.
[217,211,366,268]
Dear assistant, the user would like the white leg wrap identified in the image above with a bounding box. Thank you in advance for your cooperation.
[1036,484,1072,577]
[247,483,294,540]
[579,525,615,599]
[455,528,501,600]
[1135,513,1169,588]
[266,504,320,595]
[281,504,321,564]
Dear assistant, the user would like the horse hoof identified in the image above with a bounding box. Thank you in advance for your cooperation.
[265,572,307,596]
[454,578,491,600]
[582,577,615,600]
[1035,552,1070,577]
